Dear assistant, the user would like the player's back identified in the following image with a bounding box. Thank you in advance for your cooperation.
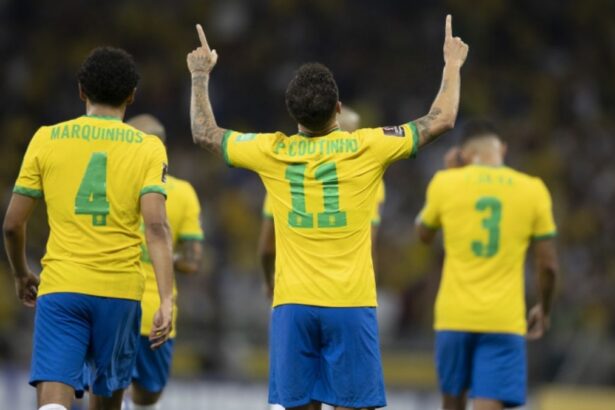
[15,115,167,300]
[424,165,556,334]
[223,123,418,307]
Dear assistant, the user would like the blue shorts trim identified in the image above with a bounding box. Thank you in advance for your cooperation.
[131,336,175,393]
[30,293,141,398]
[269,304,386,408]
[435,331,527,407]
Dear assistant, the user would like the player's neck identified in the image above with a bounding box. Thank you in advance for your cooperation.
[298,120,341,137]
[85,103,126,121]
[471,154,503,167]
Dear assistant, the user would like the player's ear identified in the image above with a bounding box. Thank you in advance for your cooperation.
[125,88,137,106]
[78,83,87,102]
[500,142,508,159]
[335,101,342,114]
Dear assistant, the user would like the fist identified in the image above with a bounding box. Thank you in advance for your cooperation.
[187,24,219,74]
[15,271,39,308]
[443,15,469,68]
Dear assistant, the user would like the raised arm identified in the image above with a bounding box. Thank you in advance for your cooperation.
[413,15,469,148]
[187,24,226,153]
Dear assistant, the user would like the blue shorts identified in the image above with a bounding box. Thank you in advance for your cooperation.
[131,336,175,393]
[435,331,527,407]
[269,304,386,409]
[31,293,141,398]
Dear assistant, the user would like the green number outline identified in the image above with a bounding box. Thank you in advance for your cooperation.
[285,162,347,228]
[471,196,502,257]
[74,152,110,226]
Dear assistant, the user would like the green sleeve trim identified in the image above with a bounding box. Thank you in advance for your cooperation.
[221,130,233,167]
[178,233,204,241]
[262,211,273,219]
[407,121,419,158]
[371,220,381,226]
[532,232,557,241]
[13,185,43,198]
[140,185,167,198]
[420,219,440,231]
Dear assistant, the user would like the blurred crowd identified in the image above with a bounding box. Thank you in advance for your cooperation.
[1,0,615,386]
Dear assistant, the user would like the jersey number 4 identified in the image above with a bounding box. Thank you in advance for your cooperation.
[285,162,347,228]
[75,152,110,226]
[471,196,502,257]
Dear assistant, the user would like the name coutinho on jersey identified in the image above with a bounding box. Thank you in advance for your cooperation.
[50,124,145,144]
[273,138,359,157]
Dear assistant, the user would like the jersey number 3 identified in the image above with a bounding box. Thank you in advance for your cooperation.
[75,152,110,226]
[285,162,347,228]
[471,196,502,257]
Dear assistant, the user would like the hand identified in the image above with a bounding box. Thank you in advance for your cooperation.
[149,299,173,349]
[187,24,219,75]
[443,15,469,68]
[443,146,464,169]
[14,271,39,308]
[526,304,550,340]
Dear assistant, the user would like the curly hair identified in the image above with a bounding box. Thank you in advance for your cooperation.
[285,63,339,131]
[77,47,140,107]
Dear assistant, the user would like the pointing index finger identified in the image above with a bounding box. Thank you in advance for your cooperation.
[445,14,452,39]
[196,24,210,50]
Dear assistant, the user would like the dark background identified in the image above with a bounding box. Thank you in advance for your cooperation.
[1,0,614,395]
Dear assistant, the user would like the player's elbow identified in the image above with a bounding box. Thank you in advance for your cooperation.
[2,217,23,239]
[144,220,171,241]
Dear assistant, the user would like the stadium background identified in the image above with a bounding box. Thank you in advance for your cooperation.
[1,0,614,408]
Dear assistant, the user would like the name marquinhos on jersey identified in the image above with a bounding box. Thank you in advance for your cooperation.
[272,138,359,158]
[50,124,145,144]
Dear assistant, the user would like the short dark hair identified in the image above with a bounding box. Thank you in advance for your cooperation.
[285,63,339,131]
[77,47,140,107]
[460,119,501,145]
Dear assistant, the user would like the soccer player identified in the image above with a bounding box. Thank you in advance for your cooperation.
[416,120,560,410]
[125,114,204,410]
[2,48,174,410]
[187,16,468,410]
[258,107,386,299]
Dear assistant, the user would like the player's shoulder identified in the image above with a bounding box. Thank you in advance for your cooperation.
[503,167,547,189]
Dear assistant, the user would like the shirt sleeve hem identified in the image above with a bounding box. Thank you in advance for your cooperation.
[221,130,233,167]
[140,185,167,198]
[420,219,440,230]
[532,232,557,241]
[178,233,204,241]
[13,185,43,198]
[405,121,420,159]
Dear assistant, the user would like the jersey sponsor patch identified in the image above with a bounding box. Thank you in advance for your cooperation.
[382,126,405,137]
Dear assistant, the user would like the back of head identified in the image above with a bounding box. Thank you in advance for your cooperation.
[460,119,501,146]
[78,46,140,107]
[285,63,339,131]
[127,114,166,142]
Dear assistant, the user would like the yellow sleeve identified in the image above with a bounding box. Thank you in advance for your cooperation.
[14,128,47,198]
[263,193,273,219]
[222,130,276,172]
[140,137,168,197]
[178,182,204,241]
[418,173,443,229]
[532,179,557,240]
[361,122,419,167]
[371,180,386,225]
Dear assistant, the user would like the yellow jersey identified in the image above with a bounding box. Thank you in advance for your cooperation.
[14,115,168,301]
[223,123,418,307]
[263,179,386,225]
[419,165,557,335]
[139,175,203,337]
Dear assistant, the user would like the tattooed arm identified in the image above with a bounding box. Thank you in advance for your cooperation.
[187,24,226,153]
[414,15,469,148]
